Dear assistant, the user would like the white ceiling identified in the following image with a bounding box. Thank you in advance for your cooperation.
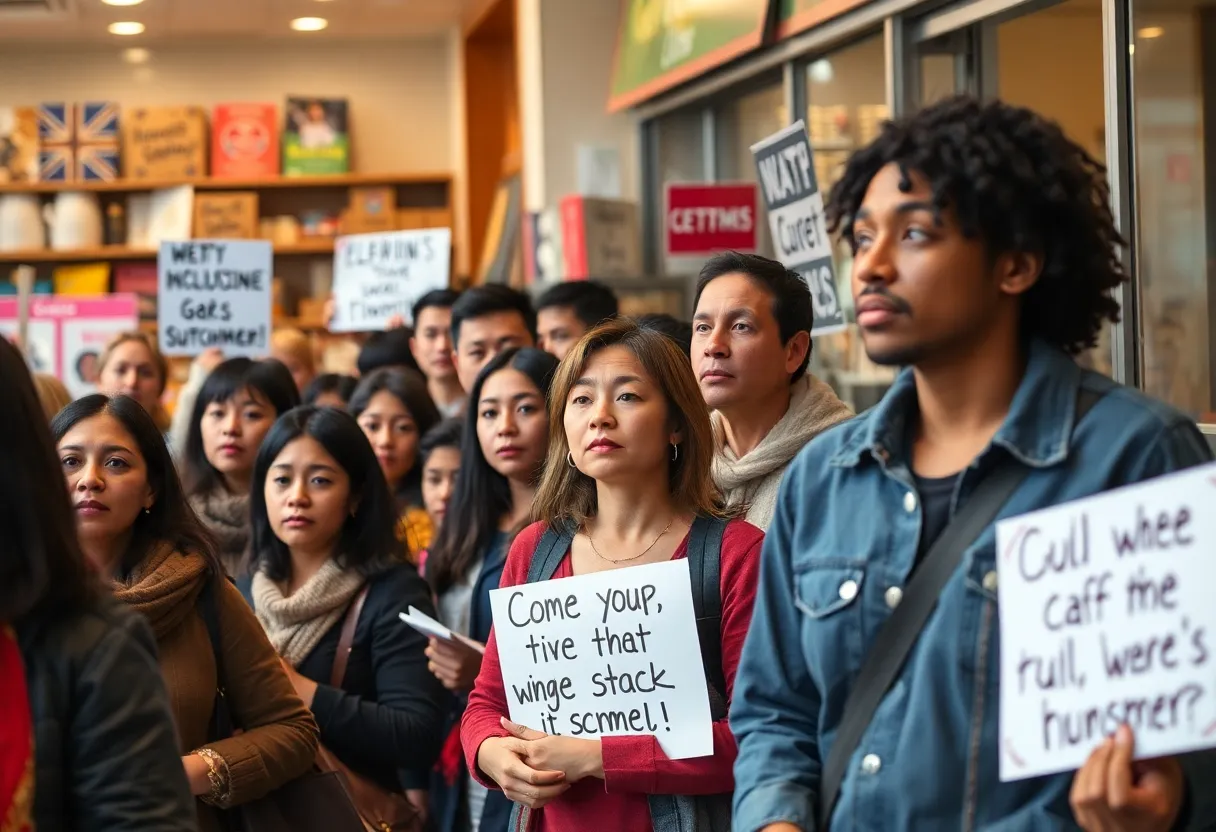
[0,0,480,41]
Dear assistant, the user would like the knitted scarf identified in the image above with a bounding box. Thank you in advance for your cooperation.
[712,373,853,530]
[0,626,32,832]
[251,560,365,667]
[112,544,210,641]
[189,489,250,577]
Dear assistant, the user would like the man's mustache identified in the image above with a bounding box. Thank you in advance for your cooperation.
[856,286,913,315]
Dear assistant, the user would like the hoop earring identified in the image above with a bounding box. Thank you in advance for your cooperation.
[567,452,576,468]
[671,443,679,462]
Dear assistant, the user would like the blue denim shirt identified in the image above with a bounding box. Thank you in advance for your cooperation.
[731,340,1216,832]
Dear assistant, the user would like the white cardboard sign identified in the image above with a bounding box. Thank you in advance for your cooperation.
[997,461,1216,782]
[330,228,451,332]
[157,240,272,357]
[489,558,713,760]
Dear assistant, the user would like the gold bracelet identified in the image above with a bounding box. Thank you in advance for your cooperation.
[191,747,231,807]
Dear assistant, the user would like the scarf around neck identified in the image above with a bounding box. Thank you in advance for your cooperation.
[712,373,853,525]
[190,488,250,577]
[251,559,365,667]
[0,626,33,832]
[112,544,210,641]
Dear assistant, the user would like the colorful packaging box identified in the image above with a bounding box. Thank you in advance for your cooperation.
[212,103,278,178]
[282,97,349,176]
[38,102,121,182]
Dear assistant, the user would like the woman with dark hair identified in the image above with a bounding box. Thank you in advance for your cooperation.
[184,357,301,575]
[418,418,463,559]
[52,393,317,832]
[304,372,359,409]
[425,346,558,832]
[349,367,441,561]
[1,339,196,830]
[462,320,764,832]
[241,406,448,821]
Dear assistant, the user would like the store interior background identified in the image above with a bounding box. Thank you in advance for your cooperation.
[0,0,1212,424]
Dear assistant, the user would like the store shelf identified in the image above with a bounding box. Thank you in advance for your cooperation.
[0,239,337,262]
[0,171,452,195]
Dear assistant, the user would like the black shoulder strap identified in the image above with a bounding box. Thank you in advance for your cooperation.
[687,515,729,720]
[818,386,1104,829]
[198,572,235,741]
[527,523,576,584]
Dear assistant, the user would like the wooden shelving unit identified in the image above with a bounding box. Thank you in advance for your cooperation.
[0,171,452,195]
[0,238,339,263]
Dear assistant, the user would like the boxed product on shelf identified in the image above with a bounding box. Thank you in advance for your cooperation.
[212,103,279,178]
[194,192,259,238]
[342,186,396,234]
[559,195,642,279]
[123,106,207,180]
[38,102,121,182]
[0,106,40,183]
[282,97,349,176]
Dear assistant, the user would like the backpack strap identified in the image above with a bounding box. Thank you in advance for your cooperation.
[526,523,576,584]
[330,584,370,688]
[686,515,729,721]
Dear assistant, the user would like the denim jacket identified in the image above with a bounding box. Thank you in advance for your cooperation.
[731,340,1216,832]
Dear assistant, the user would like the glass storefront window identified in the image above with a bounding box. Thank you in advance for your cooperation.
[715,81,787,259]
[1130,2,1213,421]
[803,34,894,412]
[655,107,708,277]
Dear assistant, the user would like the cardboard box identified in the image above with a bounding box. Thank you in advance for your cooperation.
[341,208,396,235]
[395,208,428,231]
[123,107,207,180]
[349,186,395,217]
[212,103,279,178]
[560,196,642,279]
[38,102,121,182]
[193,192,259,239]
[0,107,40,183]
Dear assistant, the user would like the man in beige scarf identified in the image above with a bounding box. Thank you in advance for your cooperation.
[693,252,853,529]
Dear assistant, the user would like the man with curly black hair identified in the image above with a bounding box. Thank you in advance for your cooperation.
[730,96,1215,832]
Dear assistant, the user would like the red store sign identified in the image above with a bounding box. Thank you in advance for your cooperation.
[665,182,757,256]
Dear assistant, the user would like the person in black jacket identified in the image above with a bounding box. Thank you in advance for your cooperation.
[239,405,448,824]
[0,337,196,831]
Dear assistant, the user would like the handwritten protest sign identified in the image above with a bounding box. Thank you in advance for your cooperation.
[489,559,713,759]
[751,121,845,336]
[997,461,1216,781]
[157,240,272,357]
[330,228,451,332]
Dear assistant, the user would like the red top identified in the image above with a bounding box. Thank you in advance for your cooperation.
[460,518,764,832]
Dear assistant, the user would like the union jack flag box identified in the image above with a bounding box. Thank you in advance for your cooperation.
[38,102,121,182]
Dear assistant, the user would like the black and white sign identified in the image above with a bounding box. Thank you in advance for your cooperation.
[330,228,451,332]
[751,121,846,336]
[158,240,272,357]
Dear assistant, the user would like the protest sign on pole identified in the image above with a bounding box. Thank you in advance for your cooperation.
[996,461,1216,782]
[330,228,451,333]
[157,240,272,358]
[488,558,713,760]
[751,121,846,336]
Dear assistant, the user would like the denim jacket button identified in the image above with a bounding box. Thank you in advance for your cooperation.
[884,586,903,609]
[903,491,918,513]
[861,753,882,774]
[838,580,859,602]
[982,570,999,592]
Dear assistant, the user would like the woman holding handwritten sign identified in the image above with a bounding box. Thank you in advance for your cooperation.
[461,319,764,831]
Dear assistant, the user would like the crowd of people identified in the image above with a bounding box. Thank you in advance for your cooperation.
[3,95,1214,832]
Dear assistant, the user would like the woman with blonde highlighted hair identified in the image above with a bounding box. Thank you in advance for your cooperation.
[33,372,72,420]
[462,319,765,832]
[97,331,170,432]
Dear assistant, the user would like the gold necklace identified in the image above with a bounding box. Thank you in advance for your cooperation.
[585,519,675,564]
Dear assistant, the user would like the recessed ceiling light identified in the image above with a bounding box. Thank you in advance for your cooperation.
[1138,26,1164,38]
[102,0,145,5]
[108,21,145,35]
[290,16,328,31]
[123,47,150,64]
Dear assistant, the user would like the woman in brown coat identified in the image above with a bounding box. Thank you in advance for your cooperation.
[52,393,319,832]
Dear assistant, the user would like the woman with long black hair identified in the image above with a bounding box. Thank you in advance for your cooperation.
[425,346,558,832]
[0,337,195,830]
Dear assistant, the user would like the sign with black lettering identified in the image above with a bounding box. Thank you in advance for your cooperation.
[751,121,845,336]
[330,228,451,333]
[488,558,713,759]
[157,240,272,357]
[996,462,1216,781]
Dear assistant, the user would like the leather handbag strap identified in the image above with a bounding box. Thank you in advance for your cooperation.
[330,585,370,689]
[817,386,1103,830]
